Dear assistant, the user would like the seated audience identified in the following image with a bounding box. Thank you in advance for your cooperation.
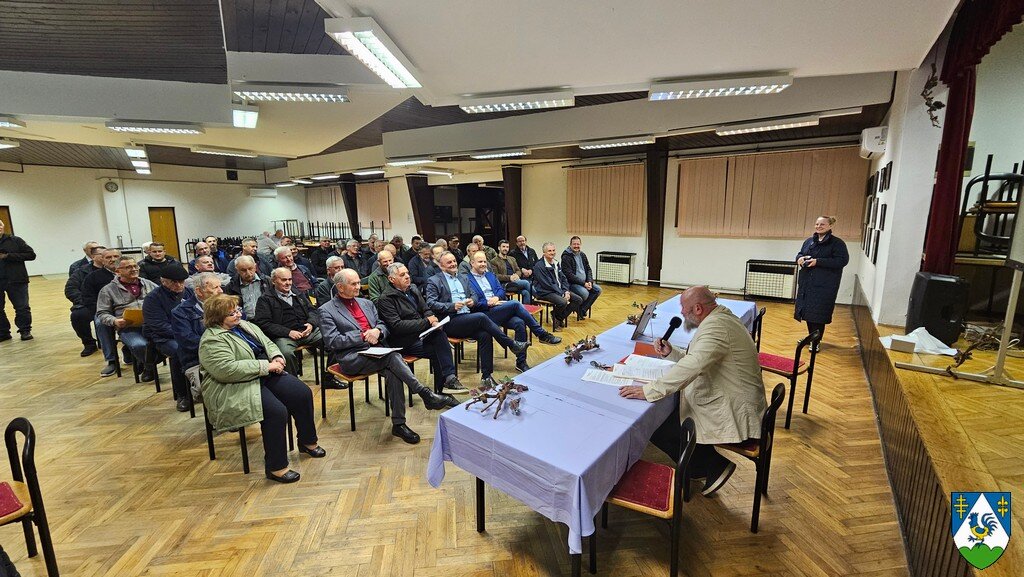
[319,269,458,444]
[490,239,532,304]
[139,242,181,282]
[96,256,158,381]
[69,241,99,274]
[376,263,465,394]
[458,242,479,276]
[228,238,273,277]
[448,235,464,263]
[65,244,105,356]
[199,294,325,484]
[472,234,498,261]
[561,236,601,319]
[83,248,121,375]
[257,230,281,256]
[288,244,314,272]
[367,250,394,303]
[205,236,230,273]
[273,246,317,295]
[313,256,345,306]
[532,242,582,331]
[185,255,230,289]
[252,267,322,375]
[360,234,378,260]
[618,286,766,496]
[171,272,223,375]
[408,243,440,289]
[188,241,211,273]
[434,238,448,251]
[340,239,367,277]
[308,237,334,276]
[509,235,538,280]
[142,265,191,411]
[424,254,530,381]
[225,255,272,318]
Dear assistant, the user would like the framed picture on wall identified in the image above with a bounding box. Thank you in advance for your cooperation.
[879,204,887,231]
[877,169,884,193]
[867,173,876,196]
[885,161,893,190]
[872,230,881,265]
[869,196,878,229]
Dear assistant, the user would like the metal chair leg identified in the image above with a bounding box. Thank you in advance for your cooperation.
[784,375,797,429]
[239,427,250,474]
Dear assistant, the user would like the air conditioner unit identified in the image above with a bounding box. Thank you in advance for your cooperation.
[248,187,277,198]
[859,126,888,159]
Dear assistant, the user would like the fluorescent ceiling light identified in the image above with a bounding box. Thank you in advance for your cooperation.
[106,121,204,134]
[232,83,349,103]
[578,136,655,150]
[353,169,386,176]
[0,115,26,129]
[418,168,453,177]
[131,159,150,169]
[469,148,529,159]
[0,138,20,149]
[715,115,820,136]
[123,145,147,159]
[386,157,433,167]
[291,179,314,185]
[276,182,298,188]
[459,90,574,114]
[190,146,258,158]
[310,174,340,181]
[232,102,259,128]
[325,17,421,89]
[649,74,793,101]
[135,169,151,175]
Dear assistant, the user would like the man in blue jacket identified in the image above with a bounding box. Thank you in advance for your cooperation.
[171,272,223,374]
[143,265,191,411]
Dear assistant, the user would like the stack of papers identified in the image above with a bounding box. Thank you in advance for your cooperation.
[611,354,676,381]
[359,347,404,357]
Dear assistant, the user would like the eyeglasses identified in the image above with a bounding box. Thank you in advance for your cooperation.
[119,264,140,270]
[229,308,243,317]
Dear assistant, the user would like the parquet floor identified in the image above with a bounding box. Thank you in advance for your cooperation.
[1,278,908,576]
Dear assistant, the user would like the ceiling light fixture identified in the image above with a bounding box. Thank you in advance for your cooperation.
[231,83,350,103]
[578,136,656,150]
[232,102,259,128]
[418,168,453,177]
[291,179,314,185]
[459,90,575,114]
[714,115,820,136]
[325,17,421,89]
[310,174,340,180]
[386,157,434,167]
[0,115,26,129]
[190,146,259,158]
[469,148,530,159]
[0,138,20,149]
[276,182,298,188]
[135,169,151,175]
[106,121,204,134]
[353,169,386,176]
[649,74,793,101]
[123,145,147,159]
[131,160,150,169]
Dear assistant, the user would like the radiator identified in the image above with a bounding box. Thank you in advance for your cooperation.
[595,251,636,285]
[744,259,799,301]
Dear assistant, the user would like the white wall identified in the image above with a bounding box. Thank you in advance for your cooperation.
[968,23,1024,182]
[385,176,421,241]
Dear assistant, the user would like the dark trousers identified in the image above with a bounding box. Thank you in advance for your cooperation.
[339,352,425,425]
[485,302,550,364]
[650,397,731,477]
[535,290,582,322]
[260,372,317,471]
[0,281,31,336]
[70,307,95,345]
[445,312,517,377]
[401,330,456,392]
[806,321,826,341]
[569,282,602,316]
[155,340,189,403]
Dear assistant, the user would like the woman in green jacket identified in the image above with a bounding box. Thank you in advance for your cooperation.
[199,294,325,483]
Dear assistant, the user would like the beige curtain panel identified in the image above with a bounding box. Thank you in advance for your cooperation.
[356,181,391,230]
[305,185,347,223]
[566,163,647,236]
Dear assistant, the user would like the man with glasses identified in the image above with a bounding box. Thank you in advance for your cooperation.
[252,267,322,375]
[96,256,158,381]
[143,265,191,411]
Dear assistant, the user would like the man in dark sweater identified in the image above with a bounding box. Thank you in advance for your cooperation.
[308,237,334,277]
[138,242,182,282]
[252,267,322,375]
[143,265,191,411]
[64,244,105,356]
[0,219,37,342]
[82,248,120,374]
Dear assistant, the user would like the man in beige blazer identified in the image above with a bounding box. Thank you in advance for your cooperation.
[620,286,767,496]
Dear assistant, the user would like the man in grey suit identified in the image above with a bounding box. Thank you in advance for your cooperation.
[319,268,458,444]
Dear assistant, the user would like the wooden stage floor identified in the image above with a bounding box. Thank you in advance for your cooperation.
[1,278,909,576]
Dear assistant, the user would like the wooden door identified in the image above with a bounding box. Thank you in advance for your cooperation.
[0,206,12,234]
[148,207,180,260]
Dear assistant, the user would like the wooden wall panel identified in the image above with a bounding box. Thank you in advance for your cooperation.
[356,181,391,230]
[566,163,646,236]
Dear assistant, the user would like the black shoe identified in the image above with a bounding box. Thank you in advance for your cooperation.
[322,376,350,390]
[576,313,585,322]
[515,361,531,373]
[419,389,459,410]
[0,333,11,343]
[508,340,531,355]
[122,350,134,365]
[175,397,193,412]
[140,368,156,383]
[265,468,301,483]
[552,318,563,332]
[539,333,562,345]
[442,375,469,395]
[701,461,737,496]
[19,332,33,341]
[392,423,421,444]
[80,343,98,357]
[299,445,327,458]
[100,362,118,377]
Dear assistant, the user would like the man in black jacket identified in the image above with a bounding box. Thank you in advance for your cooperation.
[69,240,100,274]
[376,263,465,394]
[0,219,37,341]
[138,242,181,283]
[532,242,581,331]
[308,237,334,277]
[252,267,322,375]
[142,265,190,411]
[561,236,601,320]
[509,235,538,281]
[82,248,122,374]
[65,244,105,355]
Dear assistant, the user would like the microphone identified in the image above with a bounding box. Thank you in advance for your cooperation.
[661,316,682,342]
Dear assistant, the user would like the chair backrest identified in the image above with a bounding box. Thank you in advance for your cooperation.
[759,384,786,456]
[792,330,821,371]
[5,417,44,515]
[672,418,697,502]
[750,307,766,351]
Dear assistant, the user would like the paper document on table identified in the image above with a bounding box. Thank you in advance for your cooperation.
[623,354,676,369]
[581,369,634,386]
[359,347,404,357]
[611,363,669,382]
[418,315,450,339]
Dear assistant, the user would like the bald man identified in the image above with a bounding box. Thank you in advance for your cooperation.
[619,286,767,497]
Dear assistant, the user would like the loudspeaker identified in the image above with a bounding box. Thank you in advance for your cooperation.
[905,272,969,345]
[226,170,238,181]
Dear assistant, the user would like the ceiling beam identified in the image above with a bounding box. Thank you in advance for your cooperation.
[226,51,387,86]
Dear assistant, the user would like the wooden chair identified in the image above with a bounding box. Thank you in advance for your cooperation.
[532,296,554,327]
[447,337,480,373]
[325,363,372,432]
[202,403,293,474]
[758,330,819,429]
[2,417,59,577]
[750,307,766,351]
[600,418,696,577]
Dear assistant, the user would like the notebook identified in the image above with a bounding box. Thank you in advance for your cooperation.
[122,308,144,327]
[0,481,24,517]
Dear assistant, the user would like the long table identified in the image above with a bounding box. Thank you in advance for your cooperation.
[427,297,757,574]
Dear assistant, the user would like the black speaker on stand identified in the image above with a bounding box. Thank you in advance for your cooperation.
[905,272,970,345]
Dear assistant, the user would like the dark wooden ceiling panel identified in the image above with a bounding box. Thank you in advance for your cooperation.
[144,145,289,170]
[0,0,227,83]
[317,92,650,155]
[222,0,346,55]
[0,140,288,171]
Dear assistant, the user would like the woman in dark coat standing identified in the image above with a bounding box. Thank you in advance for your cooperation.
[794,216,849,346]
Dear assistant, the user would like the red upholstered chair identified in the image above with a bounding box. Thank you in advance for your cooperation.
[758,330,819,429]
[750,307,766,351]
[600,418,696,577]
[2,418,59,577]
